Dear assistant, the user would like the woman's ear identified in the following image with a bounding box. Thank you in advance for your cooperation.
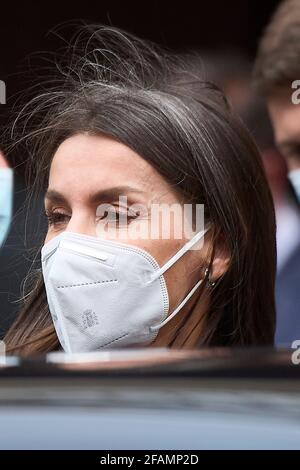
[201,229,231,282]
[210,237,231,281]
[189,228,231,282]
[211,249,231,280]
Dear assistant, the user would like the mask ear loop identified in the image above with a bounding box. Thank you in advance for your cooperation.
[147,227,209,284]
[149,227,216,333]
[148,227,210,333]
[149,276,206,332]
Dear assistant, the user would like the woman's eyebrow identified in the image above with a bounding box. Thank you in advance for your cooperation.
[89,185,146,203]
[44,186,146,204]
[44,189,68,205]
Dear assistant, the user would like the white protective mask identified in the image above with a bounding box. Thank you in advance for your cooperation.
[41,228,208,353]
[288,168,300,204]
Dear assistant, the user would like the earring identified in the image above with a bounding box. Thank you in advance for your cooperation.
[204,267,216,289]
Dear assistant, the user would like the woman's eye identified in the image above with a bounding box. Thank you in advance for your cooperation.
[46,211,71,226]
[98,209,139,226]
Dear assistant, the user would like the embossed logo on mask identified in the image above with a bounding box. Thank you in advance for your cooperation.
[82,309,99,329]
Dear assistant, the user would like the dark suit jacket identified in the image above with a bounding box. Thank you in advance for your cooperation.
[275,244,300,346]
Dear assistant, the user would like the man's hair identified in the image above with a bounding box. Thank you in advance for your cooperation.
[253,0,300,96]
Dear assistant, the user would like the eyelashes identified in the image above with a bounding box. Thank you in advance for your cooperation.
[45,210,71,227]
[98,209,140,225]
[45,208,140,228]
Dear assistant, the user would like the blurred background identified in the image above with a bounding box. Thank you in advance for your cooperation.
[1,0,299,346]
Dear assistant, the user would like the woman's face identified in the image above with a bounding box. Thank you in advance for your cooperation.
[44,133,210,335]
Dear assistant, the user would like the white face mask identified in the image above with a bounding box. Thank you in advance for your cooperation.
[41,228,208,353]
[288,168,300,203]
[0,168,13,248]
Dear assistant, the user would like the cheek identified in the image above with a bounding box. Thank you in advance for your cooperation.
[147,238,203,309]
[44,232,54,244]
[44,228,63,245]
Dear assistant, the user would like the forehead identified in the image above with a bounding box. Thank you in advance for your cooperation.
[49,133,160,191]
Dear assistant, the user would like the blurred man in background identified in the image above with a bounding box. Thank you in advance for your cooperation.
[254,0,300,202]
[173,50,300,345]
[253,0,300,344]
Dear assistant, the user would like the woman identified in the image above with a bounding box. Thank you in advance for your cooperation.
[4,26,276,355]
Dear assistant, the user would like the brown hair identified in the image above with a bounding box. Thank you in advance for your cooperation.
[253,0,300,95]
[4,25,276,355]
